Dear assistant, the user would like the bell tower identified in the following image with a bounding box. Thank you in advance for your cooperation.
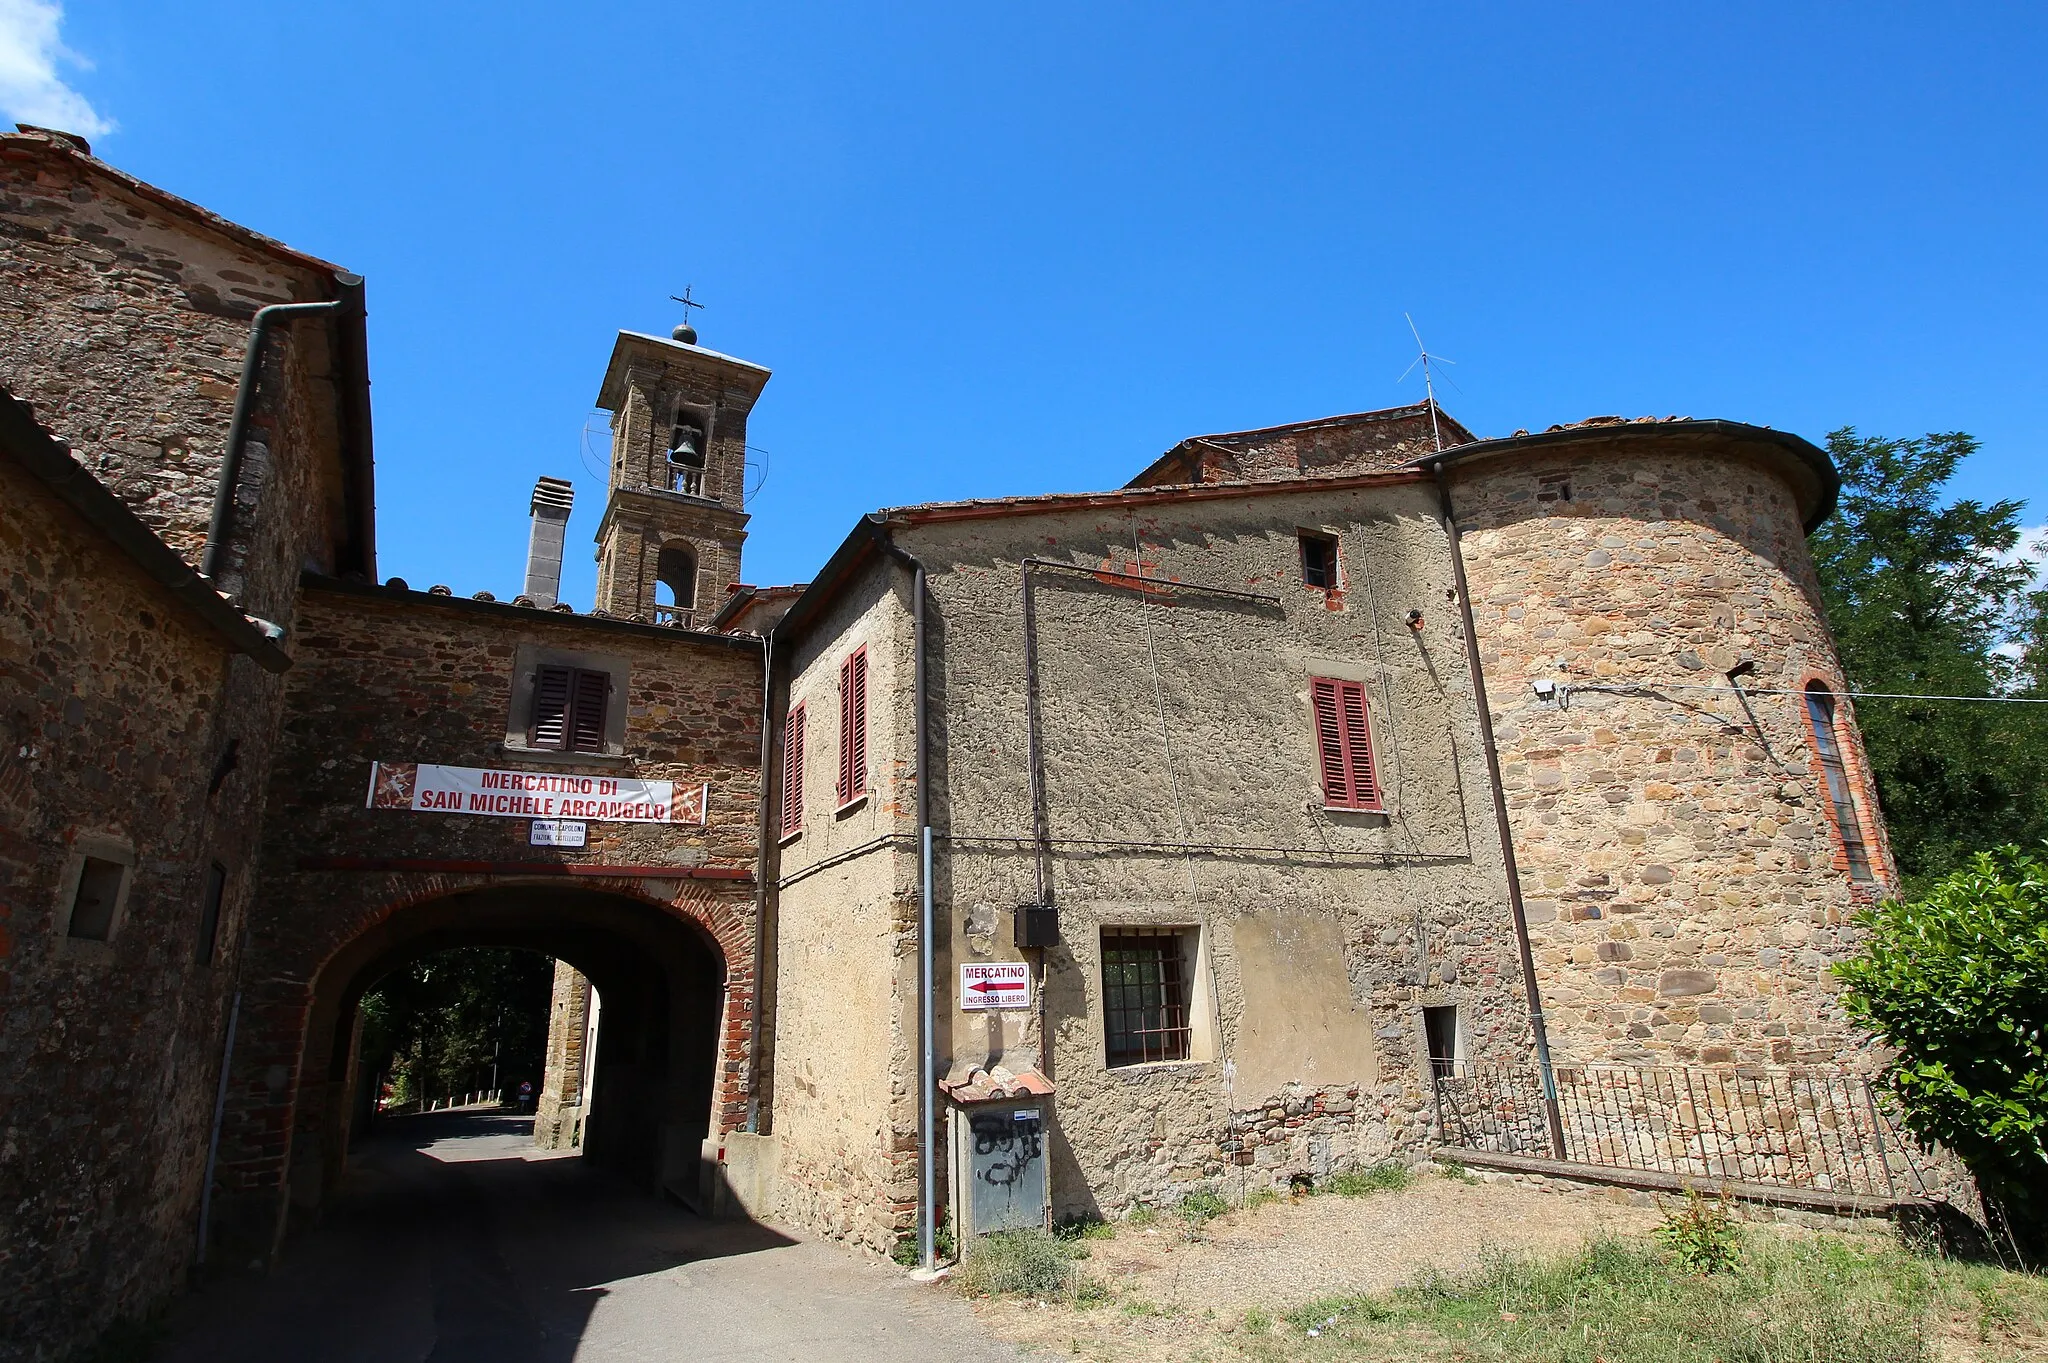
[591,318,769,625]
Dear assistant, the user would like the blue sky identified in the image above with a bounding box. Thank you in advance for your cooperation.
[8,3,2046,602]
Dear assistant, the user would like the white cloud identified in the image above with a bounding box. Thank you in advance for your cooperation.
[0,1,111,139]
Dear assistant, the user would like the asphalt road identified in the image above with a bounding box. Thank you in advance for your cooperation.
[156,1109,1025,1363]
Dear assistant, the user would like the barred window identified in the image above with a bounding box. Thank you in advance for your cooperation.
[1101,928,1194,1066]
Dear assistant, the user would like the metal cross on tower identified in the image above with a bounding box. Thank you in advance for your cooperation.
[669,286,707,323]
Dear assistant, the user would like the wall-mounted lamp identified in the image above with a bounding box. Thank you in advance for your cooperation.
[1726,659,1757,682]
[1531,679,1558,700]
[1405,609,1425,631]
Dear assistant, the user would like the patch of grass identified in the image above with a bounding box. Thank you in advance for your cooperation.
[1433,1154,1477,1184]
[957,1229,1080,1299]
[1123,1203,1158,1228]
[1179,1189,1230,1225]
[1054,1213,1115,1242]
[1241,1307,1273,1334]
[889,1212,957,1266]
[1242,1186,1281,1211]
[1120,1296,1161,1319]
[1266,1235,2033,1363]
[1071,1274,1112,1309]
[1326,1160,1411,1198]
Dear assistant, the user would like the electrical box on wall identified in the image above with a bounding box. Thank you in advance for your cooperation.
[947,1097,1050,1239]
[1013,904,1058,948]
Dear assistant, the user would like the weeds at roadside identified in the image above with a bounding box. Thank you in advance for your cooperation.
[957,1229,1080,1299]
[1326,1161,1411,1198]
[1434,1155,1477,1184]
[1054,1213,1115,1243]
[1179,1189,1230,1226]
[1655,1188,1742,1275]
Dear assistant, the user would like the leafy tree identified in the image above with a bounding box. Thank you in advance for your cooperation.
[1809,428,2047,893]
[1834,846,2048,1249]
[358,947,554,1108]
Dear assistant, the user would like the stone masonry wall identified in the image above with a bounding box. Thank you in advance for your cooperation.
[211,583,763,1257]
[536,960,594,1148]
[1450,435,1896,1071]
[0,455,259,1361]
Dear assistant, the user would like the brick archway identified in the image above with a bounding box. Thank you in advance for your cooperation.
[206,869,755,1264]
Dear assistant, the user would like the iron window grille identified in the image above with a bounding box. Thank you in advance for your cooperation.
[1101,927,1193,1066]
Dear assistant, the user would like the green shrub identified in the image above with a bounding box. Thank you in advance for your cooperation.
[956,1229,1076,1298]
[1178,1189,1229,1225]
[1833,846,2048,1246]
[1327,1160,1411,1197]
[1655,1189,1742,1274]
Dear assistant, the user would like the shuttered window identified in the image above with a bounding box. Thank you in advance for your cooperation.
[1310,676,1381,810]
[781,704,806,837]
[837,647,868,806]
[530,665,611,754]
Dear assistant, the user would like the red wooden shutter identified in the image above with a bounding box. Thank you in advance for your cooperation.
[568,668,609,754]
[1310,677,1350,806]
[844,647,868,800]
[781,705,805,836]
[531,666,572,750]
[1339,680,1380,809]
[1310,676,1380,809]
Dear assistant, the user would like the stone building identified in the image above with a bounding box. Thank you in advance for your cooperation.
[0,130,1895,1356]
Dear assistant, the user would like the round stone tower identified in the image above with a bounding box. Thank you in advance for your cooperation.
[1431,418,1894,1070]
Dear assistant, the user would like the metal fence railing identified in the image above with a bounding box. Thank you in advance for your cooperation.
[1434,1063,1955,1202]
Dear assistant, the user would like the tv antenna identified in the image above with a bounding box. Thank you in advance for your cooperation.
[1397,313,1455,451]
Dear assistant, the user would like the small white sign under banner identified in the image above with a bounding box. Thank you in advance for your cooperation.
[366,762,708,825]
[961,962,1032,1011]
[529,819,587,847]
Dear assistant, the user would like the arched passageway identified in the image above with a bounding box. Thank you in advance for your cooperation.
[211,878,746,1261]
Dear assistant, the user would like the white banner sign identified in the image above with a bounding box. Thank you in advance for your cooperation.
[961,962,1032,1011]
[366,762,706,825]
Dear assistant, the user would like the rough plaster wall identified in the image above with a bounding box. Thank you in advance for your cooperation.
[0,457,256,1360]
[767,562,919,1253]
[1451,442,1896,1069]
[888,483,1530,1218]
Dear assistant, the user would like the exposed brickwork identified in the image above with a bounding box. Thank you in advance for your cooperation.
[1127,403,1475,487]
[1447,435,1896,1070]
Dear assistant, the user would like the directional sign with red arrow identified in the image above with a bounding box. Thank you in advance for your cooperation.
[960,962,1032,1011]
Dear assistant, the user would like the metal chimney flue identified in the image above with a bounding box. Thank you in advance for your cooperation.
[524,477,575,607]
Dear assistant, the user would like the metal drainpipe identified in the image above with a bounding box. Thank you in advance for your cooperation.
[1430,461,1569,1160]
[747,631,774,1134]
[882,541,936,1271]
[199,300,342,586]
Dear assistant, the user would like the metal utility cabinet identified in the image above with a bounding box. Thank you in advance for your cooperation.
[946,1094,1050,1238]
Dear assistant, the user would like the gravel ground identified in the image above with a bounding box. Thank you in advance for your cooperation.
[968,1171,1673,1361]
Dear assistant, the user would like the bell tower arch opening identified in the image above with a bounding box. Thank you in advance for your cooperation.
[590,320,769,624]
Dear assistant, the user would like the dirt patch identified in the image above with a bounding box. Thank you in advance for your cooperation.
[965,1172,1666,1361]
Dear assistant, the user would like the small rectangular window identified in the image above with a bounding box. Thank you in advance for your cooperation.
[1423,1004,1459,1082]
[196,862,227,965]
[1101,928,1193,1066]
[1299,531,1339,590]
[67,857,127,941]
[531,665,610,754]
[837,647,868,806]
[1310,677,1382,810]
[781,704,806,837]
